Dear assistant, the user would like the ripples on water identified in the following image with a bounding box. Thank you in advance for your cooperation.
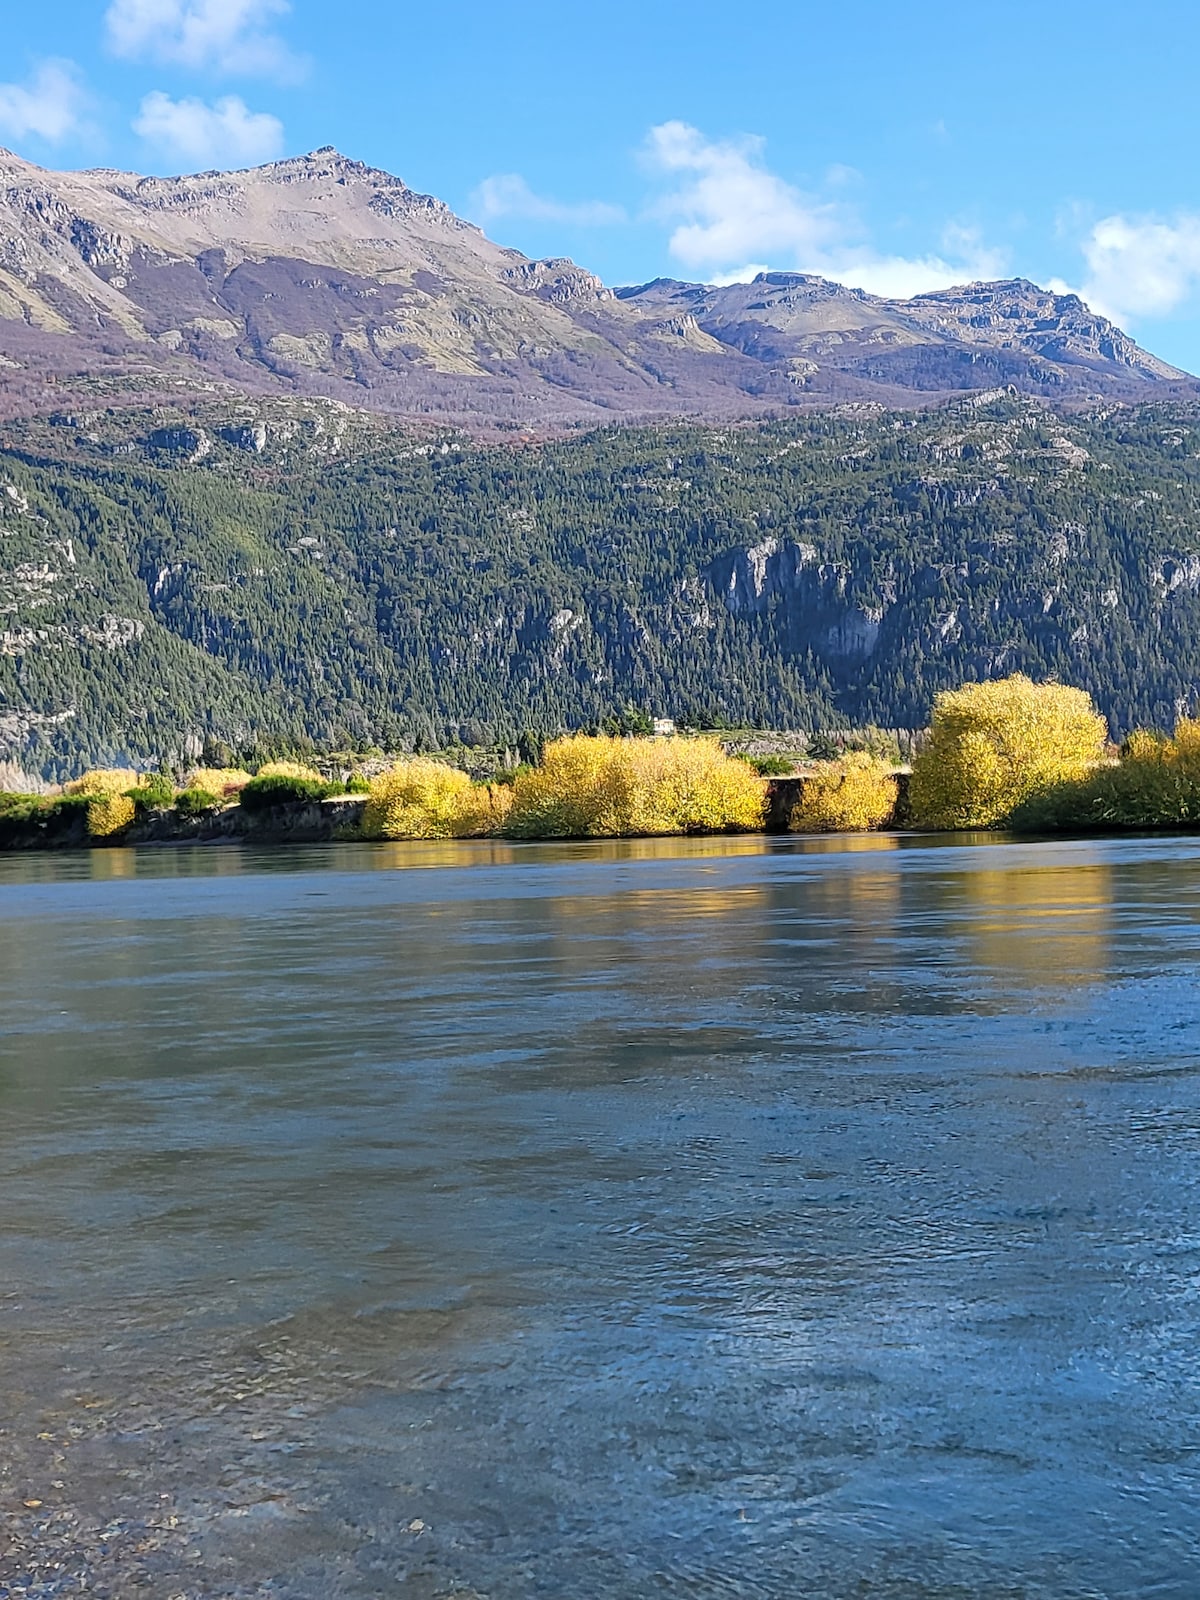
[2,834,1200,1597]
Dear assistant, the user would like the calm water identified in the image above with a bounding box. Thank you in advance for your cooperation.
[2,833,1200,1598]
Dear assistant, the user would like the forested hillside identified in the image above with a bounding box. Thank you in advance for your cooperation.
[5,394,1200,778]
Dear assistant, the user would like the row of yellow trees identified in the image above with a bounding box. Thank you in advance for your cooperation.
[362,737,766,840]
[786,674,1124,833]
[63,760,323,837]
[867,672,1200,833]
[54,674,1200,842]
[58,741,770,841]
[746,672,1200,835]
[353,682,1109,841]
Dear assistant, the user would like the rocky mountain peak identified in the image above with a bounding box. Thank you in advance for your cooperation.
[903,279,1185,381]
[252,146,421,193]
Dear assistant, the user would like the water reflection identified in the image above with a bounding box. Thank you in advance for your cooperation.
[951,859,1114,990]
[3,835,1200,1598]
[780,831,900,855]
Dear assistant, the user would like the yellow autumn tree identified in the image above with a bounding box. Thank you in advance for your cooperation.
[65,768,145,796]
[86,792,137,837]
[910,674,1108,829]
[1169,717,1200,768]
[186,766,252,798]
[255,760,324,782]
[362,759,511,839]
[790,753,899,833]
[1019,715,1200,830]
[1100,716,1200,824]
[505,735,765,838]
[456,780,514,837]
[505,735,616,838]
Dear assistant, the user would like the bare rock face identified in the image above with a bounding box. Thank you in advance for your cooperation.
[0,147,1193,428]
[712,537,883,663]
[145,426,210,462]
[499,258,612,306]
[218,423,268,453]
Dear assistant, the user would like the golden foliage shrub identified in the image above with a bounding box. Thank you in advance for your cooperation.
[1014,714,1200,832]
[505,735,614,838]
[910,675,1108,829]
[65,767,144,796]
[457,781,514,837]
[186,766,252,798]
[255,760,323,782]
[362,760,510,839]
[1168,717,1200,768]
[643,737,767,834]
[505,735,765,838]
[790,754,899,833]
[86,792,136,837]
[1096,717,1200,825]
[1120,729,1169,764]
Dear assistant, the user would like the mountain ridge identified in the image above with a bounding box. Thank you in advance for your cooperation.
[0,147,1194,429]
[620,273,1185,383]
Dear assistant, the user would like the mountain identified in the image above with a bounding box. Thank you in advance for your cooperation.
[6,393,1200,778]
[618,275,1187,396]
[0,147,1194,429]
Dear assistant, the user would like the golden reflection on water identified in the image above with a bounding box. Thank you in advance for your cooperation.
[88,849,138,881]
[537,878,770,959]
[369,833,777,873]
[475,865,777,1024]
[614,882,771,927]
[0,846,260,885]
[0,831,901,887]
[953,861,1114,990]
[0,835,1116,1004]
[370,839,521,872]
[784,833,900,856]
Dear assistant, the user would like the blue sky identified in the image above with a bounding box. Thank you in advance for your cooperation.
[6,0,1200,369]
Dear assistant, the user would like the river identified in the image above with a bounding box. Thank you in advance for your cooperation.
[2,834,1199,1597]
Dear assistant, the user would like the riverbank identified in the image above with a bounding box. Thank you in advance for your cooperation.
[0,794,368,850]
[0,777,916,851]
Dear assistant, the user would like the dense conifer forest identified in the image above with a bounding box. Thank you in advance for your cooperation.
[5,394,1200,778]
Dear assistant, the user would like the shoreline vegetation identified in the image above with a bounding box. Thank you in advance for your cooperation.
[7,675,1200,851]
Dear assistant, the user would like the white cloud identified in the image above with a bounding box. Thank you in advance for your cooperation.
[839,252,996,299]
[847,226,1008,299]
[1061,213,1200,326]
[642,121,1006,300]
[134,90,284,168]
[709,263,771,286]
[471,173,626,227]
[0,59,89,145]
[106,0,301,78]
[643,120,846,272]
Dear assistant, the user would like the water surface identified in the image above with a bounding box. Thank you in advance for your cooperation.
[2,834,1200,1597]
